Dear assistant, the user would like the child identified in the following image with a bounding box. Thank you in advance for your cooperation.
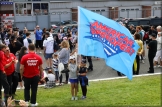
[38,70,47,85]
[78,59,88,100]
[45,69,56,88]
[52,53,59,82]
[68,56,78,100]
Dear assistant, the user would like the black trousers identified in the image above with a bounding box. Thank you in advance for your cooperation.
[59,64,69,83]
[0,71,10,106]
[6,71,19,96]
[23,75,39,104]
[148,53,156,73]
[12,72,19,95]
[0,71,10,98]
[81,86,87,97]
[133,55,140,75]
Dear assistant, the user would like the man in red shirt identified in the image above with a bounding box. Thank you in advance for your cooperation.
[0,44,10,106]
[4,47,18,97]
[20,44,43,106]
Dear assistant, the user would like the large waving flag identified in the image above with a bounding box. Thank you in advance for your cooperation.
[78,6,139,80]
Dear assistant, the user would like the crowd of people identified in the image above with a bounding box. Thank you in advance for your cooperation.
[0,22,161,106]
[0,24,90,106]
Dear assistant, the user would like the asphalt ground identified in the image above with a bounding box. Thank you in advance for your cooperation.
[30,32,161,80]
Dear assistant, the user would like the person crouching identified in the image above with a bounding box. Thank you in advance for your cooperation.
[45,69,56,88]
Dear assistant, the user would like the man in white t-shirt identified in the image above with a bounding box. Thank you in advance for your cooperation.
[43,32,54,69]
[23,32,32,50]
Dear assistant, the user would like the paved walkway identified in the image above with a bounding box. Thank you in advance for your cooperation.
[29,32,161,80]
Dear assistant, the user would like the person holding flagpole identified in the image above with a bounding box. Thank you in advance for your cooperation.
[78,59,88,99]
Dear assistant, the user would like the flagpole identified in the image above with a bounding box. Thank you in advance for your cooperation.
[77,6,80,54]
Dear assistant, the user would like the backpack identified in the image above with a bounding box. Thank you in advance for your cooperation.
[143,32,149,41]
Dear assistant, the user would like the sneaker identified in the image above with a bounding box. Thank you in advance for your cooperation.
[154,66,157,68]
[39,52,42,54]
[31,103,38,107]
[158,65,162,68]
[71,97,75,100]
[75,97,78,100]
[81,96,86,100]
[142,60,145,64]
[25,101,30,106]
[45,67,50,70]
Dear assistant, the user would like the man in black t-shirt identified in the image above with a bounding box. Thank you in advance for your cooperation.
[147,33,157,73]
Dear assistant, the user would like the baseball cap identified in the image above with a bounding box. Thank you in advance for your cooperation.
[70,56,75,60]
[151,33,157,38]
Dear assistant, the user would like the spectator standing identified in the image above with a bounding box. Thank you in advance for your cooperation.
[0,28,6,43]
[20,44,43,106]
[147,33,157,73]
[135,26,145,63]
[58,40,70,85]
[15,46,27,89]
[52,53,59,82]
[129,24,136,35]
[8,36,23,55]
[69,56,78,100]
[43,32,54,69]
[23,32,32,50]
[4,47,18,97]
[0,44,10,106]
[14,31,23,45]
[71,26,77,38]
[154,26,162,68]
[49,28,53,37]
[34,25,43,54]
[133,34,143,75]
[42,28,47,42]
[149,26,158,35]
[4,30,12,46]
[22,28,28,40]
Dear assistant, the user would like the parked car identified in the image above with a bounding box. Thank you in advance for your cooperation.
[51,21,77,30]
[53,24,77,34]
[126,17,162,31]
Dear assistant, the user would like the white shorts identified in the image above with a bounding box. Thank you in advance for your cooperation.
[154,50,162,61]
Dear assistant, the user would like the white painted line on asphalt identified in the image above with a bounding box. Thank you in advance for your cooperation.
[1,72,161,91]
[89,72,161,82]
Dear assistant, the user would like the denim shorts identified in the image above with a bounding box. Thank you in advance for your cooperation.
[69,79,78,83]
[45,53,53,60]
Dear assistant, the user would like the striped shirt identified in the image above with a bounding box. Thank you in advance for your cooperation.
[52,58,59,69]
